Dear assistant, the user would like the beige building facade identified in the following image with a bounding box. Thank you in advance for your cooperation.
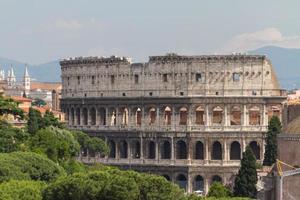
[60,54,286,194]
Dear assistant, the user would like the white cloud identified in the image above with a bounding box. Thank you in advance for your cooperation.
[220,27,300,53]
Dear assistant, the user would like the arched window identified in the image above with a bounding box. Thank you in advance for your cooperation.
[119,140,128,159]
[99,107,106,125]
[147,141,155,159]
[195,141,204,160]
[76,108,80,125]
[108,140,116,158]
[230,106,241,125]
[149,107,156,125]
[83,108,88,125]
[164,106,172,125]
[132,140,141,159]
[194,175,204,192]
[230,141,241,160]
[176,140,187,159]
[90,107,96,125]
[212,141,222,160]
[195,106,205,125]
[136,108,142,126]
[121,108,129,125]
[176,174,187,190]
[71,108,75,125]
[212,106,223,125]
[161,141,171,159]
[179,107,188,125]
[162,174,171,181]
[249,106,260,125]
[212,175,222,183]
[249,141,260,160]
[110,108,116,126]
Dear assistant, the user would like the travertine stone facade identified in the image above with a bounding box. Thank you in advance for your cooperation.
[60,54,286,194]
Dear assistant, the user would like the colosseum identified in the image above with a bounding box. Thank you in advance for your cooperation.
[60,53,286,194]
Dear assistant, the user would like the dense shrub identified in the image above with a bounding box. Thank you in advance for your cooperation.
[207,182,232,198]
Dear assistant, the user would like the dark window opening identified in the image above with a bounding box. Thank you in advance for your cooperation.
[180,92,184,96]
[149,92,153,96]
[122,93,126,96]
[111,75,115,84]
[163,74,168,82]
[196,73,202,82]
[233,73,240,82]
[134,74,139,84]
[77,76,80,85]
[91,76,95,84]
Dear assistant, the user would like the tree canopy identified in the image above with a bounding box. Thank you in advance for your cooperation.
[0,95,24,120]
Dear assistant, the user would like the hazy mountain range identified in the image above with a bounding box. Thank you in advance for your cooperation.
[0,46,299,89]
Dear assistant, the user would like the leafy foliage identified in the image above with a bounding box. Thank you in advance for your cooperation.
[0,151,65,183]
[207,182,232,198]
[234,146,258,198]
[0,180,46,200]
[0,95,24,120]
[27,107,43,135]
[263,116,282,166]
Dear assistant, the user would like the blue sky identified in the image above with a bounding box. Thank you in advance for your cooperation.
[1,0,300,64]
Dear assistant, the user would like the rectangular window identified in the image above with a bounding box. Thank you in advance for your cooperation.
[111,75,115,84]
[91,76,95,85]
[77,76,80,85]
[163,74,168,82]
[233,73,240,82]
[196,73,202,82]
[134,74,139,84]
[67,77,70,86]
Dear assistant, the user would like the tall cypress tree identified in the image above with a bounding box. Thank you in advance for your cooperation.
[27,108,43,135]
[234,146,258,198]
[263,116,282,166]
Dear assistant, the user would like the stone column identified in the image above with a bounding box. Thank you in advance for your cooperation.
[87,107,91,125]
[263,104,267,126]
[127,108,131,127]
[80,108,84,126]
[127,140,131,160]
[115,140,119,160]
[187,173,192,193]
[155,139,159,162]
[172,106,176,129]
[140,135,144,160]
[242,137,246,152]
[204,177,210,195]
[95,107,99,126]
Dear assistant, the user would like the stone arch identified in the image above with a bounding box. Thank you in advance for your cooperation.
[161,140,171,159]
[76,107,80,125]
[121,107,129,125]
[212,106,223,125]
[90,107,96,125]
[108,140,116,158]
[195,141,204,160]
[176,140,187,159]
[230,141,241,160]
[162,174,171,181]
[249,141,260,160]
[179,107,188,125]
[230,106,241,125]
[195,106,205,125]
[148,107,156,125]
[164,106,172,125]
[82,107,88,125]
[212,141,222,160]
[135,108,142,126]
[147,141,156,159]
[98,107,106,125]
[176,174,187,190]
[193,175,204,192]
[70,107,75,125]
[212,175,222,183]
[249,106,261,125]
[119,140,128,159]
[131,140,141,159]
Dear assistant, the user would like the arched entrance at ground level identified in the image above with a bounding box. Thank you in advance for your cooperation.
[119,140,128,159]
[212,175,222,184]
[212,141,222,160]
[132,140,141,159]
[161,141,171,159]
[195,141,204,160]
[176,140,187,159]
[108,140,116,158]
[70,108,75,125]
[147,141,155,159]
[176,174,187,191]
[230,141,241,160]
[249,141,260,160]
[193,175,204,192]
[162,174,171,181]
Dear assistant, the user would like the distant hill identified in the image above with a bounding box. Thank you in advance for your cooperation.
[1,45,300,88]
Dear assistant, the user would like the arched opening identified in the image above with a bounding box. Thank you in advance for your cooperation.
[136,108,142,126]
[132,140,141,159]
[194,175,204,192]
[71,108,75,125]
[212,141,222,160]
[161,140,171,159]
[147,141,156,159]
[176,140,187,159]
[195,141,204,160]
[212,175,222,183]
[108,140,116,158]
[66,108,69,121]
[230,106,241,125]
[121,108,129,125]
[83,108,88,125]
[90,107,96,125]
[76,108,80,125]
[176,174,187,190]
[110,108,116,126]
[164,106,172,125]
[195,106,205,125]
[149,107,156,125]
[119,140,128,159]
[249,141,260,160]
[99,107,106,125]
[230,141,241,160]
[162,174,171,181]
[212,106,223,125]
[179,107,188,125]
[249,106,260,125]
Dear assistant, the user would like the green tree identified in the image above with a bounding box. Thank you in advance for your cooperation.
[32,98,46,107]
[0,95,24,120]
[207,182,232,198]
[0,180,46,200]
[234,146,258,198]
[263,116,282,166]
[27,108,43,135]
[42,110,62,128]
